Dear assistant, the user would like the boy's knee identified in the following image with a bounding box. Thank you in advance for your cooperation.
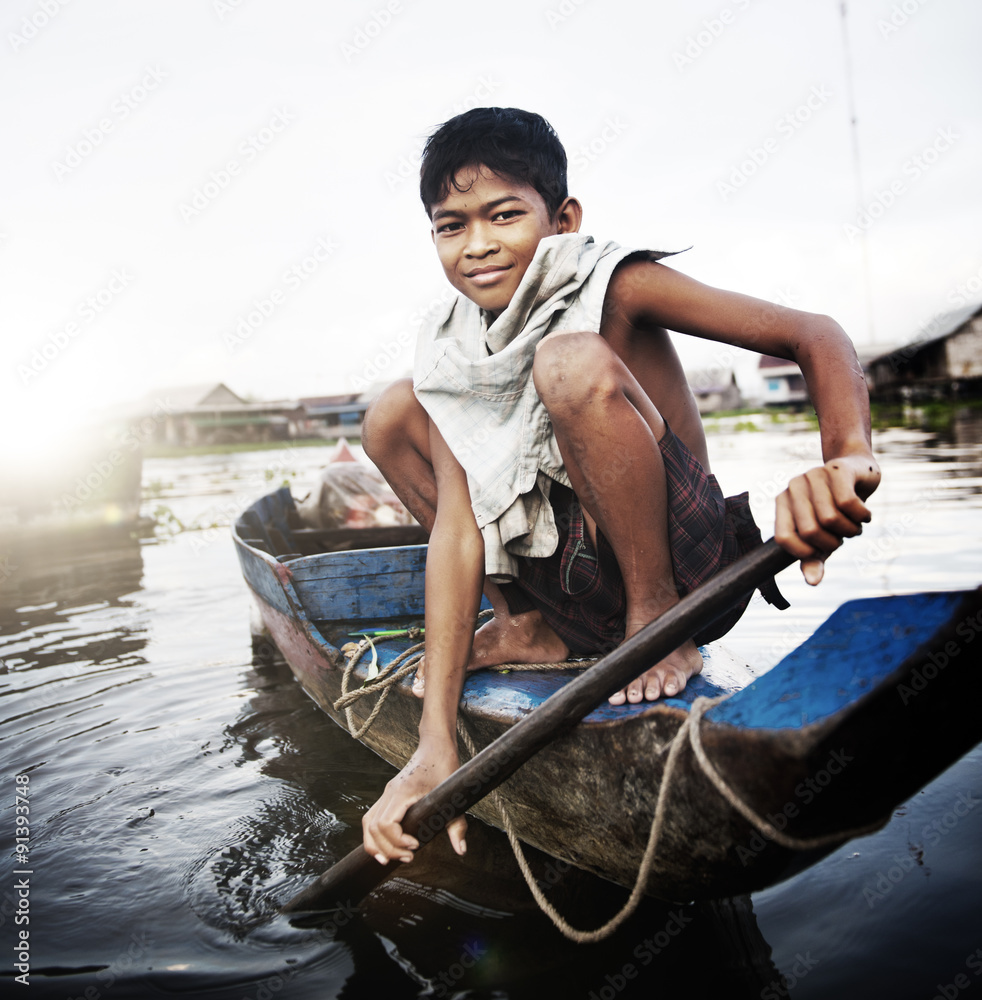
[363,377,420,461]
[533,330,620,412]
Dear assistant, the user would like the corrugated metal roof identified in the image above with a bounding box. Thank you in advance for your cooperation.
[869,302,982,365]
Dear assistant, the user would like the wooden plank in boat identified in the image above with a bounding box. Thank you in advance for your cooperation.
[289,545,429,619]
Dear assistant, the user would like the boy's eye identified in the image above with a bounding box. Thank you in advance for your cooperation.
[492,210,522,222]
[436,221,464,234]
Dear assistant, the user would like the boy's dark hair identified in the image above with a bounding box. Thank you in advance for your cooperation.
[419,107,568,218]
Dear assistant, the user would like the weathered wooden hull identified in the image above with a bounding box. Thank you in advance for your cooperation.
[234,487,982,901]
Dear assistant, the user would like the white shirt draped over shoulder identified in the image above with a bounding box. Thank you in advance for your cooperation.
[413,232,675,581]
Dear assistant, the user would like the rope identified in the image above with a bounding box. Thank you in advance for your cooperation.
[454,700,724,942]
[458,694,888,943]
[334,635,425,739]
[332,613,592,737]
[684,698,888,850]
[490,658,599,672]
[335,626,889,941]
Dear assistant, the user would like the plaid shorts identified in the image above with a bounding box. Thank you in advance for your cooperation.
[511,424,787,655]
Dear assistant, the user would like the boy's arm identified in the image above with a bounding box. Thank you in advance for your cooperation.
[613,260,881,582]
[361,417,484,864]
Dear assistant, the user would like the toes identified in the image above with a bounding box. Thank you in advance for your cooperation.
[663,668,689,698]
[412,673,425,698]
[611,669,689,707]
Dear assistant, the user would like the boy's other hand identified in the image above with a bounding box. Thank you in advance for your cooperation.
[362,738,467,865]
[775,453,881,585]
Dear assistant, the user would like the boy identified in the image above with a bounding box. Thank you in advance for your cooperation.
[361,107,880,866]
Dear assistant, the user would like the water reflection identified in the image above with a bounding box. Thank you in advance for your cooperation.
[879,406,982,484]
[235,645,784,999]
[0,529,148,721]
[0,427,978,999]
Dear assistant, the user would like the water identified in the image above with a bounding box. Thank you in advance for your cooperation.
[1,421,980,999]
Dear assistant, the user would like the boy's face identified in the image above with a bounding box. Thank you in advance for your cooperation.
[430,165,579,318]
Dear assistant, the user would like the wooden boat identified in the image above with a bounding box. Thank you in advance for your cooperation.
[234,485,982,902]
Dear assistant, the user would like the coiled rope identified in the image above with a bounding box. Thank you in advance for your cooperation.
[335,626,888,942]
[333,611,595,739]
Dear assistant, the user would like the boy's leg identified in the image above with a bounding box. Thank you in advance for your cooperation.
[362,379,568,687]
[362,378,438,532]
[532,330,702,704]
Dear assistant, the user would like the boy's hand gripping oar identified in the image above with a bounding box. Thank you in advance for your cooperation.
[281,538,795,913]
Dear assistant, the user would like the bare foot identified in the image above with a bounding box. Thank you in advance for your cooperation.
[607,637,703,706]
[412,609,569,697]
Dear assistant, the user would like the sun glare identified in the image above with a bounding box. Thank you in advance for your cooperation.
[0,384,117,473]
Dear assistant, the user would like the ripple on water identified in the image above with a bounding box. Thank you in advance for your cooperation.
[1,431,980,998]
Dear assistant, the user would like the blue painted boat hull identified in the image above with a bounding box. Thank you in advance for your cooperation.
[234,487,982,900]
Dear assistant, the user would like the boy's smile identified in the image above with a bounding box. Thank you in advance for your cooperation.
[430,166,581,318]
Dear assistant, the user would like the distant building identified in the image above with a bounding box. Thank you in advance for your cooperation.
[758,355,808,407]
[297,393,371,437]
[853,342,899,382]
[103,380,404,448]
[866,303,982,400]
[685,367,743,414]
[137,383,302,447]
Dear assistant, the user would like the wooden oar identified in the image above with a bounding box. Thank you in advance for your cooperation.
[281,538,795,913]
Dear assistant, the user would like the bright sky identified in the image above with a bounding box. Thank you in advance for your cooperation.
[2,0,980,447]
